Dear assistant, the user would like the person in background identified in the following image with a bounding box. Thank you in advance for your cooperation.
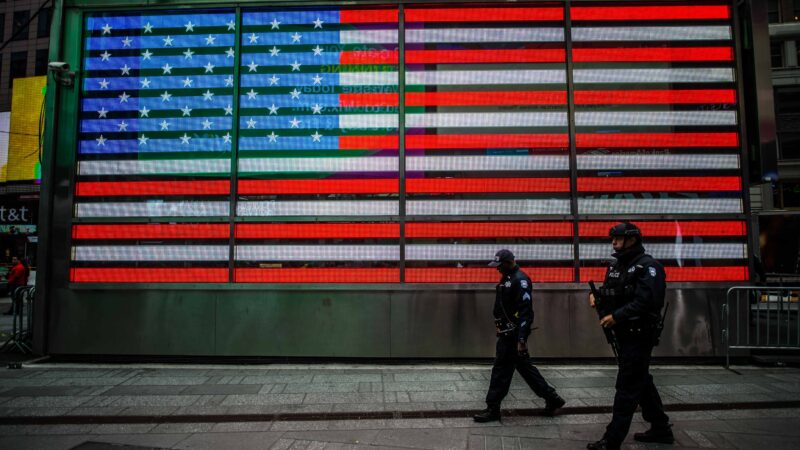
[3,256,30,315]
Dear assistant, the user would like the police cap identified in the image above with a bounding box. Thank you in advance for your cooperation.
[488,249,515,267]
[609,222,642,238]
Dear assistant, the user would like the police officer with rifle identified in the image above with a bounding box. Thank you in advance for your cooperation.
[474,249,566,423]
[587,223,673,450]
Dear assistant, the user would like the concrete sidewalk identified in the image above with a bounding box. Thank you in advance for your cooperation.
[1,363,800,449]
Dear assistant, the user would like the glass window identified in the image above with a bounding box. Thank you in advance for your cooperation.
[772,41,784,68]
[37,8,51,38]
[9,51,27,88]
[34,48,48,76]
[770,0,782,23]
[0,13,5,42]
[12,10,29,41]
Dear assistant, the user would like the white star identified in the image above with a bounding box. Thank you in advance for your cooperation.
[311,131,322,142]
[202,119,212,130]
[181,106,192,116]
[182,77,193,87]
[160,120,170,130]
[100,51,111,61]
[179,134,192,144]
[202,90,214,101]
[269,46,280,57]
[222,133,232,144]
[97,107,108,118]
[267,131,278,142]
[248,33,259,44]
[183,48,194,59]
[101,24,112,35]
[247,60,259,72]
[224,76,234,87]
[290,88,301,99]
[291,32,302,43]
[291,60,302,71]
[162,35,174,46]
[162,63,173,74]
[141,49,153,60]
[118,92,130,103]
[312,45,323,56]
[289,117,301,128]
[204,62,215,73]
[96,135,107,146]
[140,78,151,88]
[160,91,172,102]
[225,47,235,58]
[205,35,216,45]
[312,74,323,85]
[224,104,233,115]
[139,106,150,117]
[313,17,324,29]
[117,121,128,132]
[98,79,110,89]
[246,89,258,100]
[268,74,279,86]
[143,22,153,33]
[311,104,323,114]
[122,36,132,47]
[246,118,257,129]
[120,64,131,75]
[270,18,281,29]
[138,134,149,145]
[268,104,279,115]
[184,21,195,32]
[226,20,236,31]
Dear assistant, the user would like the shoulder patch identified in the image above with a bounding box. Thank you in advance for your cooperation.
[648,267,657,277]
[520,280,528,289]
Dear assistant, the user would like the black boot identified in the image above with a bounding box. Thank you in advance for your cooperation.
[587,438,620,450]
[473,406,501,423]
[634,423,674,444]
[543,393,566,416]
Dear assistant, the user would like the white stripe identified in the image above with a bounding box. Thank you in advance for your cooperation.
[339,114,398,129]
[574,68,735,84]
[408,155,569,172]
[340,29,398,44]
[236,245,399,261]
[575,111,737,127]
[407,199,570,216]
[237,200,399,216]
[75,202,229,218]
[340,72,398,86]
[406,244,573,261]
[239,157,398,173]
[406,28,564,43]
[578,198,742,214]
[573,26,731,42]
[72,246,229,261]
[580,243,747,260]
[78,159,230,176]
[407,70,566,86]
[406,112,568,128]
[577,154,739,170]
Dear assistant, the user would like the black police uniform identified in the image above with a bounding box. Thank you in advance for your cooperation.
[598,241,670,447]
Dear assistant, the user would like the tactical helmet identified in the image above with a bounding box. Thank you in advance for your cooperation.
[609,222,641,238]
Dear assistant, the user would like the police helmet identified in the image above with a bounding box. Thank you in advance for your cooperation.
[609,222,641,238]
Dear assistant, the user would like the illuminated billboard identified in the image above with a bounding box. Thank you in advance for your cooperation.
[2,76,46,183]
[69,2,749,284]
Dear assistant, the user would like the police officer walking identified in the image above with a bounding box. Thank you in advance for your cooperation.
[587,223,673,450]
[474,249,566,423]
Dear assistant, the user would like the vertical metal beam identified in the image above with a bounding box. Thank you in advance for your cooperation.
[564,0,580,282]
[228,7,244,284]
[398,4,406,283]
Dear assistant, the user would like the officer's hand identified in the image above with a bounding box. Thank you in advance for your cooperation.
[517,341,527,355]
[600,314,616,328]
[589,293,596,308]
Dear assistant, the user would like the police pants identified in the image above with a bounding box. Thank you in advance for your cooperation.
[604,333,670,444]
[486,335,556,407]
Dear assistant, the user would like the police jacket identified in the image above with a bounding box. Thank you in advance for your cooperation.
[494,266,534,342]
[601,243,666,325]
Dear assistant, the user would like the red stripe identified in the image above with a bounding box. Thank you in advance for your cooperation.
[407,49,565,64]
[340,93,399,107]
[406,91,567,107]
[578,176,741,192]
[71,268,229,283]
[407,134,568,149]
[235,268,400,283]
[580,267,748,283]
[571,5,730,21]
[579,221,747,238]
[576,133,739,148]
[238,179,398,195]
[405,7,564,22]
[340,50,398,65]
[339,135,399,150]
[72,224,230,240]
[406,267,574,283]
[573,47,733,62]
[407,178,570,193]
[339,9,398,23]
[406,222,573,238]
[75,180,230,197]
[575,89,736,105]
[236,223,400,239]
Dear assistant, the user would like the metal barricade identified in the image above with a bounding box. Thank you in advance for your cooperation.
[0,285,35,354]
[723,286,800,368]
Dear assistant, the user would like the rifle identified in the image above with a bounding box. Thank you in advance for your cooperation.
[589,281,618,360]
[653,301,670,346]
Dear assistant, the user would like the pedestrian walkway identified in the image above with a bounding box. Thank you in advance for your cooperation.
[1,363,799,449]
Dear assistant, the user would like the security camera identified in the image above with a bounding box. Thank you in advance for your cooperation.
[48,61,75,87]
[48,61,70,73]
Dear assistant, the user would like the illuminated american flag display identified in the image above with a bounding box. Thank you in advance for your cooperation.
[70,2,749,284]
